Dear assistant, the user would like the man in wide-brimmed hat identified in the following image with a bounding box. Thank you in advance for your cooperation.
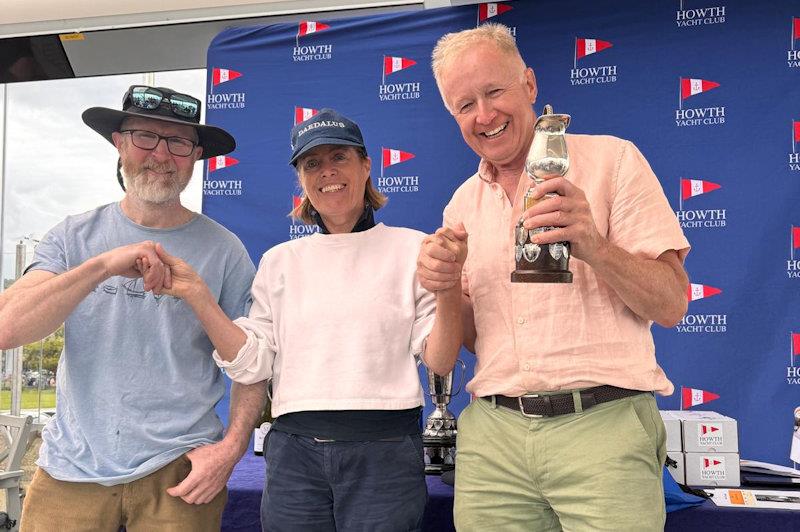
[0,85,265,531]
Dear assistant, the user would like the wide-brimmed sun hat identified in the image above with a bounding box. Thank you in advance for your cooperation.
[82,85,235,159]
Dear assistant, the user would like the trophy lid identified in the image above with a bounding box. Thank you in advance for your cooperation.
[535,104,571,130]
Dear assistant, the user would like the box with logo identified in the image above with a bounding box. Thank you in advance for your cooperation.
[659,411,684,452]
[665,452,685,484]
[664,410,739,453]
[684,452,741,487]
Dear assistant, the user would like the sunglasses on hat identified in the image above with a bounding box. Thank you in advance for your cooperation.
[123,86,200,120]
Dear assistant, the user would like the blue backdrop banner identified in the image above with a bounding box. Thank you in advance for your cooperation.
[205,0,800,466]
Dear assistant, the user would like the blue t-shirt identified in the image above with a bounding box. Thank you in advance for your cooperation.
[28,202,255,485]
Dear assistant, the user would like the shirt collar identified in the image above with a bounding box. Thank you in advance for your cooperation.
[477,158,499,184]
[311,204,376,234]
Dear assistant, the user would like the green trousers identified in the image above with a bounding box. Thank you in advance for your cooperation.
[454,392,666,532]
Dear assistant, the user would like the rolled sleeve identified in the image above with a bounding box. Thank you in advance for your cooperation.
[212,320,275,385]
[212,259,276,385]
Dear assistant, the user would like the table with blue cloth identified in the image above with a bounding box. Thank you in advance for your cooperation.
[223,453,800,531]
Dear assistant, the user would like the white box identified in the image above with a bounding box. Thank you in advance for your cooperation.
[665,451,685,484]
[253,422,271,455]
[662,410,739,453]
[660,411,683,452]
[685,452,740,487]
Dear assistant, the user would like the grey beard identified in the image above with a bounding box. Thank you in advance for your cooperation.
[122,165,190,204]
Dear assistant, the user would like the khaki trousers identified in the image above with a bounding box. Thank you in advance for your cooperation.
[454,392,666,532]
[21,455,227,532]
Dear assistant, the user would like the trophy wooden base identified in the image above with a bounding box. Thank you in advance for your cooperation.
[423,435,456,475]
[424,462,455,475]
[511,270,573,283]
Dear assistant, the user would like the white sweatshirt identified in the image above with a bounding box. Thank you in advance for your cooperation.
[213,223,435,417]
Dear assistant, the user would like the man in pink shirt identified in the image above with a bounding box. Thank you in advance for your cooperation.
[417,23,690,531]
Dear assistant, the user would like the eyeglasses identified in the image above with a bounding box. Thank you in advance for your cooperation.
[120,130,197,157]
[123,86,200,120]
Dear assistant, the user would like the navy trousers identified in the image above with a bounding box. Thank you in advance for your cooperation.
[261,430,428,532]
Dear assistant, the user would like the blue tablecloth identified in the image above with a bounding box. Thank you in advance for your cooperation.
[224,453,800,531]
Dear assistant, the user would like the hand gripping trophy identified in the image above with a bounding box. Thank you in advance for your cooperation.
[422,360,465,474]
[511,104,573,283]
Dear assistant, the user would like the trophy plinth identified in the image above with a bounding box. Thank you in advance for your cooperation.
[422,406,457,474]
[511,104,573,284]
[511,270,573,283]
[422,360,465,475]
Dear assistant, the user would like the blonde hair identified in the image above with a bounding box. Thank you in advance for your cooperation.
[431,23,526,110]
[290,147,388,224]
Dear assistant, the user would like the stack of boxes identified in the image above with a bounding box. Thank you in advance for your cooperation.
[660,410,740,487]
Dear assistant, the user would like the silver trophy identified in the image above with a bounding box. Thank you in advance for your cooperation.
[422,359,465,474]
[511,104,573,283]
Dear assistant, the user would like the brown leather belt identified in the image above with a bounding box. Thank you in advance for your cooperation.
[483,385,647,418]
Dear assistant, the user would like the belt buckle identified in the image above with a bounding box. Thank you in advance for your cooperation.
[518,394,543,418]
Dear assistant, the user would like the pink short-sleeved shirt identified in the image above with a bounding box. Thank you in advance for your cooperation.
[443,134,690,398]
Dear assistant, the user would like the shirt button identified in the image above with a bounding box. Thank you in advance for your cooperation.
[517,316,526,325]
[497,191,503,199]
[523,363,531,371]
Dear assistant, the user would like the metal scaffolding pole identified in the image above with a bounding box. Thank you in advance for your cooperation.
[10,240,25,415]
[0,85,7,413]
[0,84,6,295]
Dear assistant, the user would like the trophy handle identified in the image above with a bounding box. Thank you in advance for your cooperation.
[452,359,467,396]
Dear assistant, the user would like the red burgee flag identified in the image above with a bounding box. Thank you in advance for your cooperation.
[212,68,242,86]
[292,196,303,210]
[687,283,722,301]
[793,121,800,142]
[382,148,415,168]
[701,425,720,435]
[682,387,720,409]
[703,458,722,468]
[680,78,720,100]
[297,20,330,37]
[794,17,800,39]
[575,38,613,60]
[793,226,800,249]
[294,107,319,125]
[793,332,800,356]
[478,2,513,22]
[208,156,239,172]
[384,56,416,76]
[681,178,721,200]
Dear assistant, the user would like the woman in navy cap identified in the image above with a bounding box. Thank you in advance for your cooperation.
[156,108,465,531]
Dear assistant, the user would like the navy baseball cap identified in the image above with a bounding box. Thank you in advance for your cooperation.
[289,108,365,165]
